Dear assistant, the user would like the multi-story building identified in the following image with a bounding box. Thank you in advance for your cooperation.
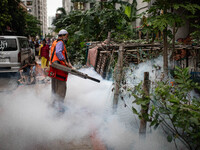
[48,16,55,28]
[62,0,189,40]
[62,0,94,13]
[47,16,55,35]
[21,0,48,38]
[63,0,72,13]
[62,0,148,25]
[62,0,148,26]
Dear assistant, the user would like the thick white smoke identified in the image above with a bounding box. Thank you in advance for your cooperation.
[0,62,184,150]
[0,68,113,150]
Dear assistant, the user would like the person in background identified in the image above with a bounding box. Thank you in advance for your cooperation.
[47,38,51,45]
[35,40,39,56]
[40,39,50,69]
[38,40,43,57]
[18,60,36,85]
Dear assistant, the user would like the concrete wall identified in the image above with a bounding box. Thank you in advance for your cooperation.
[175,21,190,40]
[63,0,72,13]
[85,3,90,10]
[136,0,148,27]
[174,9,190,40]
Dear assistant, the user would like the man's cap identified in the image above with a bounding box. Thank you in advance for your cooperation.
[58,29,68,35]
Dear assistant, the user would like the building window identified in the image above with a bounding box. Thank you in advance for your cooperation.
[90,3,94,9]
[27,1,32,6]
[74,2,85,10]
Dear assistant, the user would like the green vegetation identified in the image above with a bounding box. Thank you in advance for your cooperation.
[0,0,41,37]
[24,13,41,37]
[0,0,26,35]
[52,1,137,64]
[131,67,200,150]
[52,0,200,67]
[0,0,11,34]
[142,0,200,74]
[142,0,200,40]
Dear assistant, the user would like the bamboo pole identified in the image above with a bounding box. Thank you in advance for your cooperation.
[139,72,150,137]
[99,48,161,54]
[100,54,108,78]
[107,32,111,46]
[113,45,124,110]
[137,48,140,64]
[104,32,112,78]
[97,54,103,74]
[106,49,115,79]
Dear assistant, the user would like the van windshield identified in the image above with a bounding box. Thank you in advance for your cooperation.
[0,39,17,51]
[18,38,29,49]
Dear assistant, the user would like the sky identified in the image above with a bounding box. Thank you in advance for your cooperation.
[47,0,62,17]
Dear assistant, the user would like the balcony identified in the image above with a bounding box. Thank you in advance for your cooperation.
[27,1,33,6]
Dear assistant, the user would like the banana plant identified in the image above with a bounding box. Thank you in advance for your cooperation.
[52,1,138,64]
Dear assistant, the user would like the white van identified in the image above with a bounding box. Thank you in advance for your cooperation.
[0,36,35,73]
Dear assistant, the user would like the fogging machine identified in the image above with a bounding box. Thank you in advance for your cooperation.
[48,62,100,83]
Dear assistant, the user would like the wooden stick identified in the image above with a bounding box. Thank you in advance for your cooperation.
[113,45,124,110]
[139,72,150,137]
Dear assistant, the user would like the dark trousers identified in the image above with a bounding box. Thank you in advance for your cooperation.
[52,78,66,103]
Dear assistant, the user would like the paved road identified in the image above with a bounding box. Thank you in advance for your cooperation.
[0,73,19,92]
[0,72,104,150]
[0,55,106,150]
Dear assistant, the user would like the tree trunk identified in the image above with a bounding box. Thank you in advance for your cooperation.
[173,23,175,52]
[146,32,149,43]
[106,32,111,49]
[172,7,175,53]
[163,8,168,76]
[139,72,150,137]
[113,45,124,110]
[163,27,168,75]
